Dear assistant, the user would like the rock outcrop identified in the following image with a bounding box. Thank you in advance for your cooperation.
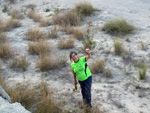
[0,85,31,113]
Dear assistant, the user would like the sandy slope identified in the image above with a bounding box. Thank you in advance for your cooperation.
[0,0,150,112]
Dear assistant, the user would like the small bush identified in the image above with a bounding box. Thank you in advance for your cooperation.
[9,55,30,71]
[28,40,51,55]
[81,29,96,50]
[104,68,112,77]
[37,54,67,71]
[0,43,13,59]
[45,8,50,12]
[74,1,97,16]
[102,18,135,35]
[114,39,125,55]
[2,5,8,13]
[0,32,7,43]
[8,9,24,19]
[47,27,59,38]
[139,65,147,80]
[28,10,42,22]
[90,59,105,74]
[26,28,46,41]
[53,11,80,26]
[58,37,75,49]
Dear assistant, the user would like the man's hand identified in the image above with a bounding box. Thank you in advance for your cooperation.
[85,48,90,54]
[85,48,91,61]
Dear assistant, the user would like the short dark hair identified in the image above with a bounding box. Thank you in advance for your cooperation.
[69,51,77,60]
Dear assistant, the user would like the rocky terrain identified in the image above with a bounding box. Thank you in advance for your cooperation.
[0,0,150,113]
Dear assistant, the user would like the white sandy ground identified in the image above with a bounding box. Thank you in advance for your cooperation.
[0,0,150,112]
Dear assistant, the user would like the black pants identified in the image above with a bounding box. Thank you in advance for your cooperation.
[79,76,92,107]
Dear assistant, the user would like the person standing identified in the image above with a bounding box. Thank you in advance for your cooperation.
[70,49,92,108]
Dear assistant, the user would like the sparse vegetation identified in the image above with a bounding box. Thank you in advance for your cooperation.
[58,37,75,49]
[139,65,147,80]
[53,11,80,26]
[104,68,112,77]
[0,43,13,59]
[26,28,46,41]
[81,29,96,50]
[47,27,59,38]
[90,58,105,74]
[102,18,135,35]
[8,9,24,19]
[28,40,51,55]
[9,55,30,71]
[114,39,125,55]
[74,1,98,16]
[9,0,17,4]
[0,32,7,43]
[37,54,67,71]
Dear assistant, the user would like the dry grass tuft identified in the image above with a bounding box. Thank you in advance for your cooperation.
[53,11,80,26]
[47,27,59,39]
[9,55,30,71]
[37,54,67,71]
[102,18,135,35]
[0,32,7,43]
[28,10,42,22]
[58,37,75,49]
[74,1,97,16]
[62,26,84,40]
[0,18,21,32]
[0,43,13,59]
[26,28,46,41]
[90,58,106,74]
[28,40,51,55]
[40,18,52,27]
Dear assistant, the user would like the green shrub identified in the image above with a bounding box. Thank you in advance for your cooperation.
[81,29,96,50]
[2,5,8,13]
[45,8,50,12]
[139,65,147,80]
[102,18,135,35]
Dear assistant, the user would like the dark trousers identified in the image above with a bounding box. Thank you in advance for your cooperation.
[79,76,92,107]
